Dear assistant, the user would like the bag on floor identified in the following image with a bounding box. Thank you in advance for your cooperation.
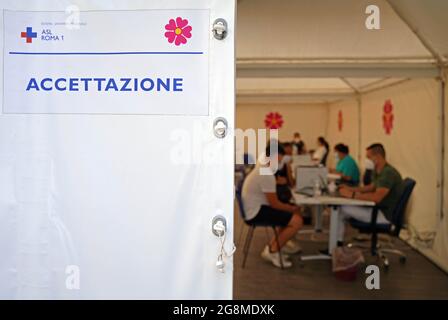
[332,247,365,281]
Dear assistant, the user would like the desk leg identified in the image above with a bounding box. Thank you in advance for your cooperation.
[328,206,340,254]
[328,205,340,254]
[300,205,340,262]
[315,205,323,232]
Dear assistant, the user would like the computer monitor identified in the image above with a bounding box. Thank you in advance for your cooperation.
[292,154,314,167]
[295,165,328,193]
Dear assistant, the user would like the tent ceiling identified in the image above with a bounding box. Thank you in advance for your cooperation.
[237,78,349,91]
[237,77,408,105]
[387,0,448,64]
[345,78,383,90]
[236,0,447,103]
[236,0,433,60]
[236,60,438,78]
[237,78,352,104]
[345,77,407,92]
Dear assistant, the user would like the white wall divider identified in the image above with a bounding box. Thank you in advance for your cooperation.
[0,0,235,299]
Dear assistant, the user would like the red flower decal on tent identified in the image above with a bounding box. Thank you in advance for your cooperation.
[264,112,284,129]
[165,17,192,46]
[338,110,343,132]
[383,99,394,135]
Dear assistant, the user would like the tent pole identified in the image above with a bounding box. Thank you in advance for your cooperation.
[439,72,446,220]
[361,78,410,95]
[357,94,362,165]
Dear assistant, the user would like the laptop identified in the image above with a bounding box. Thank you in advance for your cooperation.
[295,165,328,196]
[292,154,314,167]
[296,186,315,197]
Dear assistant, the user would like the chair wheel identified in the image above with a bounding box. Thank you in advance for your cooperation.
[381,256,389,271]
[399,256,407,264]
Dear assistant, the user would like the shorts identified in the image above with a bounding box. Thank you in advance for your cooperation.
[247,205,293,227]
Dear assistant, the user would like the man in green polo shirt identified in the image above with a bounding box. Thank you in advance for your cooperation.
[333,143,360,186]
[336,143,403,245]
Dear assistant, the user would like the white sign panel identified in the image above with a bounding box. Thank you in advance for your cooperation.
[3,10,209,115]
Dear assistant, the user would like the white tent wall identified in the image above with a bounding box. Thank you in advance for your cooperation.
[325,99,360,169]
[359,79,440,234]
[236,104,329,153]
[327,78,448,271]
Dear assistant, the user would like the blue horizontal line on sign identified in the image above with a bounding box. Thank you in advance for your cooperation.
[9,51,204,55]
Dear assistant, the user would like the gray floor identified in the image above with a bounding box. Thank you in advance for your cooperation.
[233,207,448,300]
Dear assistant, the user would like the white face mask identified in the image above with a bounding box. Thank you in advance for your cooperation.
[365,158,375,170]
[334,154,340,163]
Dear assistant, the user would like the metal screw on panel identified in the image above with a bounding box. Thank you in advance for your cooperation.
[212,18,228,40]
[213,117,228,138]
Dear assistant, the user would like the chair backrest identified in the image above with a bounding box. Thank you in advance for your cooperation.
[243,153,255,165]
[363,169,373,186]
[389,178,416,236]
[235,179,247,221]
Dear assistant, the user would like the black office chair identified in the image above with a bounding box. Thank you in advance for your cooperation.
[349,178,416,270]
[363,168,373,186]
[235,182,286,269]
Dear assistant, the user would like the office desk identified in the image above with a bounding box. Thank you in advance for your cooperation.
[292,192,375,260]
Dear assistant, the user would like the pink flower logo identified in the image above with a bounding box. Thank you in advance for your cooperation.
[164,17,192,46]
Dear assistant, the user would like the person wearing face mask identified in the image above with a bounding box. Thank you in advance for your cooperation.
[275,142,295,203]
[312,136,329,165]
[337,143,403,246]
[331,143,360,186]
[242,142,304,268]
[292,132,306,155]
[276,142,295,186]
